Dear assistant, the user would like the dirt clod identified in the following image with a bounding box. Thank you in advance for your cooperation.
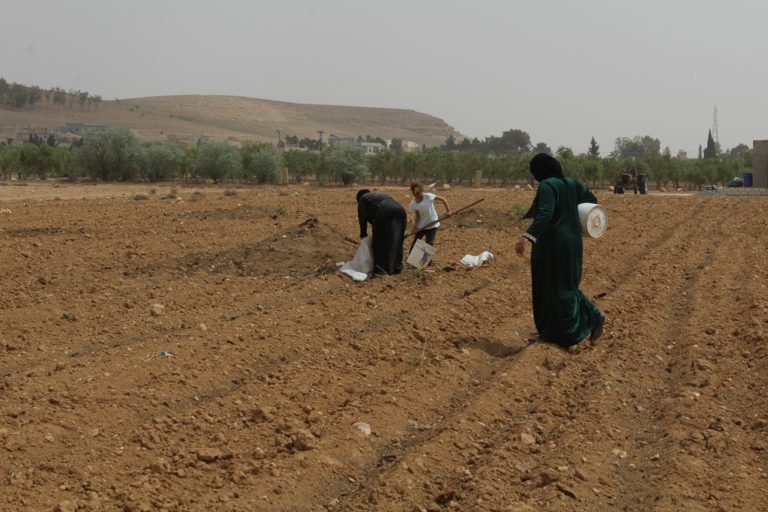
[149,303,165,317]
[292,429,317,451]
[54,501,76,512]
[197,448,224,463]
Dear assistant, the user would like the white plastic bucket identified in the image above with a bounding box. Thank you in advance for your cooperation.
[578,203,607,239]
[407,239,436,269]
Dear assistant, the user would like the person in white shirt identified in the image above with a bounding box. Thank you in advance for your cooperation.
[408,182,450,255]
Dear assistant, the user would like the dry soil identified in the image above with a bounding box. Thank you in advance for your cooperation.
[0,183,766,512]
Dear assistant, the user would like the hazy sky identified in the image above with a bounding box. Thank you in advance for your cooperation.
[1,0,766,154]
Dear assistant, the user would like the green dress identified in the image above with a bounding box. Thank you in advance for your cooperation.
[524,177,602,346]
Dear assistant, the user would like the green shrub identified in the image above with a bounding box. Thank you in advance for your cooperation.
[325,144,368,185]
[73,128,145,181]
[145,143,185,181]
[241,144,283,183]
[194,141,241,182]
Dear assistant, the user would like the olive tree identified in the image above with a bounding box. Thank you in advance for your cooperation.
[325,144,368,185]
[145,142,185,181]
[194,140,241,182]
[73,128,146,181]
[241,144,283,183]
[0,145,19,179]
[283,150,319,182]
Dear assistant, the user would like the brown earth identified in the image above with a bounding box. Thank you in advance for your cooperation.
[0,95,460,146]
[0,183,767,512]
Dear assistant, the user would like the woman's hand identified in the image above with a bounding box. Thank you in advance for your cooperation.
[515,236,528,256]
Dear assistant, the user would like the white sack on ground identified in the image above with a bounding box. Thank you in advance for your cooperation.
[339,236,374,281]
[460,251,494,268]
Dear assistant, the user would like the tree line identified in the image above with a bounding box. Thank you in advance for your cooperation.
[0,78,102,110]
[434,130,752,189]
[0,127,754,190]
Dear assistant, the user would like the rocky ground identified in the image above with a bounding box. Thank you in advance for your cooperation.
[1,182,766,511]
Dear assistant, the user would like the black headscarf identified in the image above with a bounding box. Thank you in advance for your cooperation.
[356,189,371,202]
[530,153,564,182]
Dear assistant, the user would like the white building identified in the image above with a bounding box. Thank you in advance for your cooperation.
[402,140,421,153]
[359,142,385,155]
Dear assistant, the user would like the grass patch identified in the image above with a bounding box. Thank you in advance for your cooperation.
[511,204,529,219]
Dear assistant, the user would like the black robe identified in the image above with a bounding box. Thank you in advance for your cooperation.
[357,192,406,275]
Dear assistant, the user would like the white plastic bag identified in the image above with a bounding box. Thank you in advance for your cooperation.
[339,236,374,281]
[460,251,494,268]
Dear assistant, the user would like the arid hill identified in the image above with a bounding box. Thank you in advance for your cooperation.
[0,94,461,146]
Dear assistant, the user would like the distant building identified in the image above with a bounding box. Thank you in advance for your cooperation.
[328,134,355,147]
[359,142,385,155]
[402,140,421,153]
[61,122,111,135]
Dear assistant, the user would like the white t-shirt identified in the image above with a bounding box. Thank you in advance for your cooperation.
[409,192,440,229]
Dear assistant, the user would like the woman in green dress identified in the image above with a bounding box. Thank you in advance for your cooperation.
[515,153,605,347]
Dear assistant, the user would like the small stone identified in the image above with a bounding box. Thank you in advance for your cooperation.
[612,448,627,459]
[149,304,165,317]
[520,433,536,445]
[199,323,207,331]
[650,453,660,461]
[575,468,589,481]
[353,422,372,437]
[705,327,716,335]
[197,447,223,463]
[292,429,317,451]
[54,501,76,512]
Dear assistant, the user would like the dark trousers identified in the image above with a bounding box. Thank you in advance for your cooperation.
[372,201,406,275]
[408,227,438,255]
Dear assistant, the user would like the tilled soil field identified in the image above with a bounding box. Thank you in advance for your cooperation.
[1,183,767,512]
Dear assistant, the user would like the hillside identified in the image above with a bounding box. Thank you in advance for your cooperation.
[0,94,460,147]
